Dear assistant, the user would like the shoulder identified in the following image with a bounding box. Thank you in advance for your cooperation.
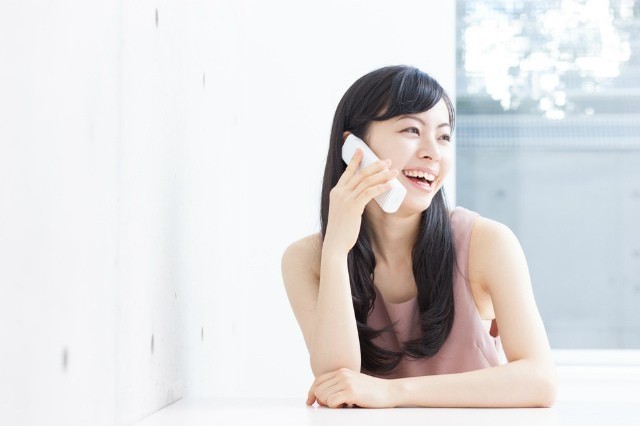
[281,232,323,280]
[449,206,481,235]
[472,215,517,244]
[280,233,324,352]
[468,214,527,294]
[451,205,515,244]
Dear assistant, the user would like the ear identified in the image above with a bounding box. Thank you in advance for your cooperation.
[342,131,351,144]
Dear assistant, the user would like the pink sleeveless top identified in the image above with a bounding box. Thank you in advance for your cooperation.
[365,206,506,378]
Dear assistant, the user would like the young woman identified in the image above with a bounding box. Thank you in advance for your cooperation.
[281,65,557,408]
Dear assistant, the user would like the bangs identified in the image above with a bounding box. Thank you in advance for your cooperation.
[372,68,455,131]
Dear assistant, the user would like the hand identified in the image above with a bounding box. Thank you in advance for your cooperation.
[306,367,395,408]
[324,147,399,254]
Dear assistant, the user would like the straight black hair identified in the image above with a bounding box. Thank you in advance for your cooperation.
[320,65,457,375]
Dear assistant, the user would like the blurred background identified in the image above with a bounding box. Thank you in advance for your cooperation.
[456,0,640,348]
[0,0,637,425]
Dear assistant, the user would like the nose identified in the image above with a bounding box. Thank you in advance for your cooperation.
[417,136,442,162]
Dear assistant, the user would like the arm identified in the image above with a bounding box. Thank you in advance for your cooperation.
[307,218,557,408]
[390,359,555,408]
[390,218,557,408]
[281,237,361,377]
[284,145,397,379]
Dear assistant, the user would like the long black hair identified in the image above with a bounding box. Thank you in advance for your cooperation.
[320,65,457,375]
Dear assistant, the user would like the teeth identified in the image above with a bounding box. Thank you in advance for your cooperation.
[403,170,436,182]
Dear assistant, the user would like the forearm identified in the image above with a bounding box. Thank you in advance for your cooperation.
[390,359,558,408]
[310,246,361,376]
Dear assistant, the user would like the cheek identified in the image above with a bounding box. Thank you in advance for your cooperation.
[366,141,392,161]
[439,149,454,174]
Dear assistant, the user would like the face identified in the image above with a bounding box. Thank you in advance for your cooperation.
[352,99,453,213]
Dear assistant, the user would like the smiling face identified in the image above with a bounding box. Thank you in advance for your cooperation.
[362,99,453,212]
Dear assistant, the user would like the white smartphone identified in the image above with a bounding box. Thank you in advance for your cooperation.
[341,134,406,213]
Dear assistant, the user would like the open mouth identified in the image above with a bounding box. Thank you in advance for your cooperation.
[402,171,436,190]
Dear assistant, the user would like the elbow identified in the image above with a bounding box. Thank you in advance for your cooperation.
[534,363,559,408]
[541,372,559,408]
[310,356,361,378]
[309,340,361,377]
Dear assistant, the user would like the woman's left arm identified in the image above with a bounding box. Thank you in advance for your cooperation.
[307,218,558,408]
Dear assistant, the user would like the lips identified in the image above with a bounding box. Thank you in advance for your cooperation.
[402,174,435,191]
[401,168,436,189]
[402,168,438,179]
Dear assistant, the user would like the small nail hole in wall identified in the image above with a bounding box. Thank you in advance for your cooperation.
[151,334,155,355]
[201,327,204,341]
[155,9,159,28]
[62,347,68,372]
[174,292,177,300]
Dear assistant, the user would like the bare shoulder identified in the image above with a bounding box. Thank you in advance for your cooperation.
[471,216,518,244]
[281,232,323,279]
[280,232,323,351]
[469,216,526,294]
[469,216,554,373]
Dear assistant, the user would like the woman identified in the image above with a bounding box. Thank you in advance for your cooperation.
[281,65,557,408]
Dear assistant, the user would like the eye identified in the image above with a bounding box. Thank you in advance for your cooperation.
[440,134,451,142]
[404,127,420,135]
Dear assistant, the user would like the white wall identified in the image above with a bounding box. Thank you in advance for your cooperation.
[0,1,120,424]
[0,1,455,424]
[227,0,456,399]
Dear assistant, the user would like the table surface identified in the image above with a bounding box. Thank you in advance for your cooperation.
[134,397,639,426]
[135,358,640,426]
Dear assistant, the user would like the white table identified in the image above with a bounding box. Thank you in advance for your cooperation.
[134,397,638,426]
[136,351,640,426]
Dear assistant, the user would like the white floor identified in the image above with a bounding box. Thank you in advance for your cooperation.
[136,351,640,426]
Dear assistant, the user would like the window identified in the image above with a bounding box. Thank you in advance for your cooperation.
[456,0,640,348]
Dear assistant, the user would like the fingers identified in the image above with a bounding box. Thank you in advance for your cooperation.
[309,389,343,408]
[327,391,348,408]
[346,158,393,192]
[306,380,336,406]
[306,372,325,406]
[306,383,315,405]
[353,167,398,197]
[307,370,343,407]
[337,149,395,192]
[314,378,342,397]
[337,160,399,212]
[336,148,363,187]
[306,394,316,406]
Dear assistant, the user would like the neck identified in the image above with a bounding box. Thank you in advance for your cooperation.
[363,204,422,266]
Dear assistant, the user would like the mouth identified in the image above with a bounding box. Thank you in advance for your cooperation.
[402,170,436,191]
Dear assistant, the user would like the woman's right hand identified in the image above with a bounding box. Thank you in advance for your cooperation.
[324,148,399,254]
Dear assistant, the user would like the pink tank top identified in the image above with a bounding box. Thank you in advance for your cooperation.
[366,206,506,378]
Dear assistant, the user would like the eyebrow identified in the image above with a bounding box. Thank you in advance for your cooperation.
[396,114,451,129]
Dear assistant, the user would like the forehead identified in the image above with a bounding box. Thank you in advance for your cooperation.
[393,99,450,127]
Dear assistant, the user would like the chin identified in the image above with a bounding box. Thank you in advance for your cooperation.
[399,196,435,214]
